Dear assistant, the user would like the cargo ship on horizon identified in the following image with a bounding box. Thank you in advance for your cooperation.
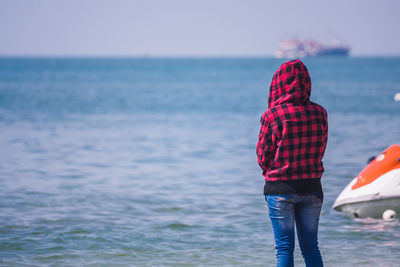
[275,39,350,58]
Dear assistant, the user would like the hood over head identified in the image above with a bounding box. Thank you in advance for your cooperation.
[268,59,311,108]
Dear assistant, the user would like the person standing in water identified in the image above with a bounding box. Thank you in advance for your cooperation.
[256,59,328,267]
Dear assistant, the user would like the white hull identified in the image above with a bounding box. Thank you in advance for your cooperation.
[333,169,400,218]
[335,198,400,218]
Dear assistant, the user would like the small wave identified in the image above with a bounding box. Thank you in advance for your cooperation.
[166,223,191,230]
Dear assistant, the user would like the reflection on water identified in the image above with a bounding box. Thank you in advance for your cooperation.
[346,218,400,232]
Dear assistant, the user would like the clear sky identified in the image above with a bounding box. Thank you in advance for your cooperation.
[0,0,399,57]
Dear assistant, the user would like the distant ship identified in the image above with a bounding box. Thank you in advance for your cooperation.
[275,39,350,58]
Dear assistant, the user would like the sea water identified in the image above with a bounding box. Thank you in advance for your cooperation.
[0,57,399,266]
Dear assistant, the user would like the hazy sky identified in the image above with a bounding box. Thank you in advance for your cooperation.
[0,0,399,56]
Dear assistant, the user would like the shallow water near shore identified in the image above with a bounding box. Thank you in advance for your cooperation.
[0,57,400,266]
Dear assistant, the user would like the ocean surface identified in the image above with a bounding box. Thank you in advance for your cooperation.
[0,57,399,266]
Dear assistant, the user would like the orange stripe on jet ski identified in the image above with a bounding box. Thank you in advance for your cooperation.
[352,144,400,190]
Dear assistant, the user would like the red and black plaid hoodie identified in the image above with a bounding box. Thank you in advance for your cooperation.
[257,59,328,195]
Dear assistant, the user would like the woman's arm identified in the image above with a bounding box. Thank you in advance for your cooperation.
[256,113,274,175]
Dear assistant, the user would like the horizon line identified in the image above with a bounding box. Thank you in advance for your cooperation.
[1,53,400,59]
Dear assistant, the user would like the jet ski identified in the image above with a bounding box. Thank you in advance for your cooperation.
[333,144,400,219]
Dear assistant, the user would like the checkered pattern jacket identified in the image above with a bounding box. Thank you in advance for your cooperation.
[257,59,328,182]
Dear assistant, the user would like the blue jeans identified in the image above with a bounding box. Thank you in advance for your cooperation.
[265,193,324,267]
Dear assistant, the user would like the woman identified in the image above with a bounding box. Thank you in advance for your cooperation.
[256,59,328,267]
